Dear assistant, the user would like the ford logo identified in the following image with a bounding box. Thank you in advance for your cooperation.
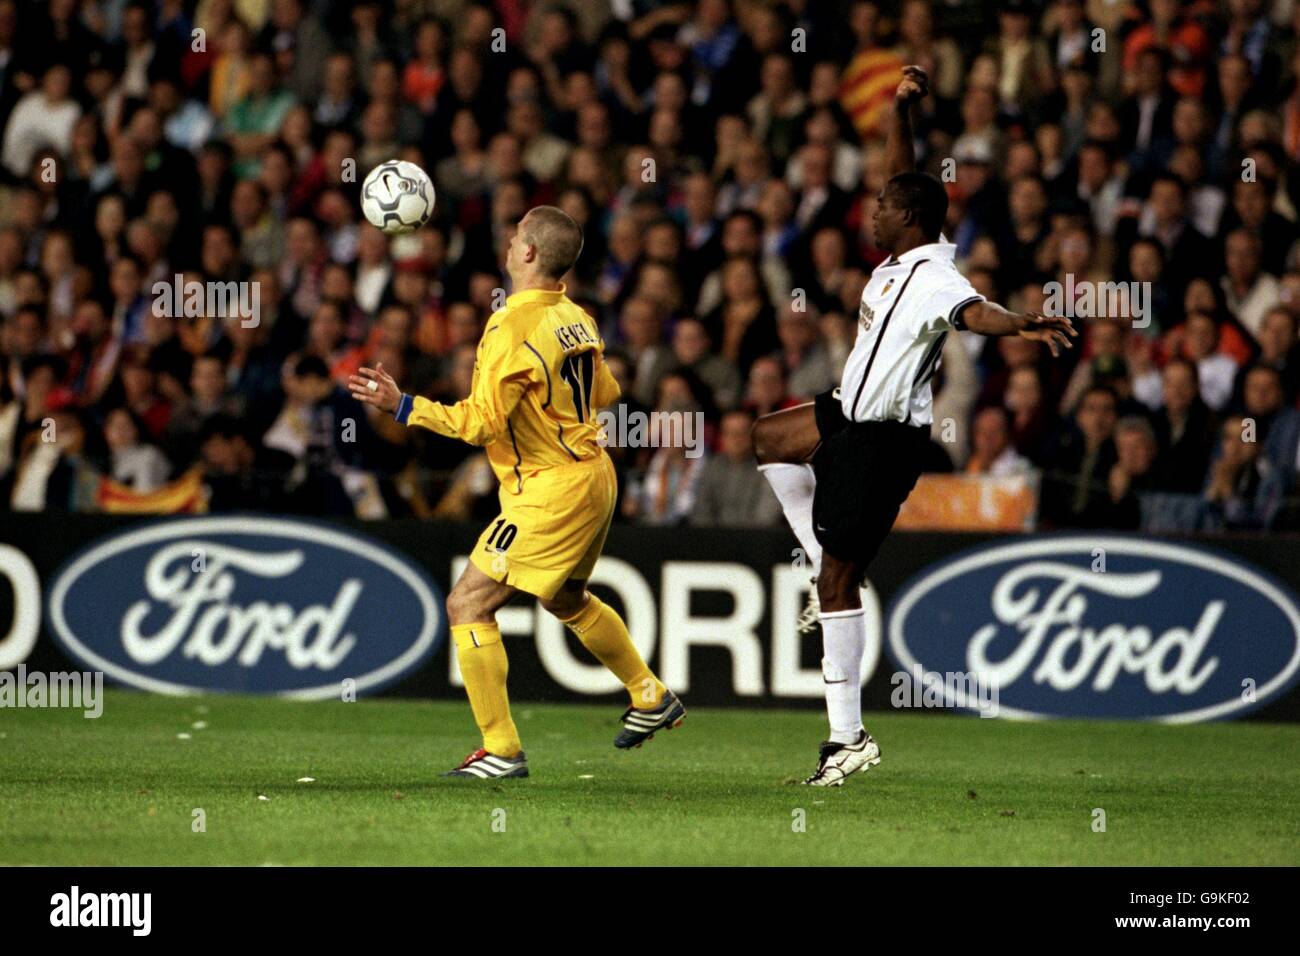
[48,517,444,698]
[887,536,1300,722]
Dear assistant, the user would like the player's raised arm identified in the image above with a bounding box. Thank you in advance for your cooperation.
[884,65,929,180]
[957,301,1079,357]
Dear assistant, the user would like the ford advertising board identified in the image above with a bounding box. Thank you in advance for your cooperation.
[47,517,445,699]
[887,536,1300,721]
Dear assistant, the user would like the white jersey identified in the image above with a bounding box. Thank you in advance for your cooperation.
[839,239,984,426]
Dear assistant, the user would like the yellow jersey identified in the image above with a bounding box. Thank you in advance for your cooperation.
[394,286,619,494]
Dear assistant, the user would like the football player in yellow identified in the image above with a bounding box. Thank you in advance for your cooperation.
[349,206,684,779]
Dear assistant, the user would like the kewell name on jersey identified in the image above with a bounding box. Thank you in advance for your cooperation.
[553,322,598,351]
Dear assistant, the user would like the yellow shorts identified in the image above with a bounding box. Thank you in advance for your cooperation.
[469,453,617,599]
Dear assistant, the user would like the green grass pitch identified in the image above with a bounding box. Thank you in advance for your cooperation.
[1,690,1297,866]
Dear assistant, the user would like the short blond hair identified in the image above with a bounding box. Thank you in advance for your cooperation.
[522,206,584,279]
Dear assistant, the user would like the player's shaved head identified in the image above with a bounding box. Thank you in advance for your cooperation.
[521,205,584,279]
[882,171,948,240]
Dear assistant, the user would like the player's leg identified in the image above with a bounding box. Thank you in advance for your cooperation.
[817,551,869,742]
[544,453,685,747]
[542,579,664,708]
[753,404,822,575]
[759,392,847,632]
[802,548,882,786]
[799,420,898,786]
[752,400,821,464]
[542,578,685,748]
[442,560,529,778]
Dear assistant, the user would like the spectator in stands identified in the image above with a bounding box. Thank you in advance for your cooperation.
[0,0,1295,530]
[1179,311,1239,411]
[1040,384,1119,528]
[690,409,782,528]
[703,255,779,379]
[966,405,1031,477]
[1103,416,1162,529]
[776,303,837,401]
[165,350,240,465]
[10,405,83,510]
[671,317,741,412]
[1221,228,1282,339]
[1240,363,1300,489]
[1151,357,1217,494]
[224,51,295,179]
[1203,414,1284,530]
[1003,364,1052,463]
[623,370,708,527]
[2,64,80,178]
[1239,307,1300,405]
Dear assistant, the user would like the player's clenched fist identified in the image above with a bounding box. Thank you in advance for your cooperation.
[348,362,401,414]
[895,65,929,107]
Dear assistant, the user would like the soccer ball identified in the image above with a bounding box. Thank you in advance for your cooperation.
[360,160,435,235]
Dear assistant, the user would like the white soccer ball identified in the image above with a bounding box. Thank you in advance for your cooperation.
[360,160,435,235]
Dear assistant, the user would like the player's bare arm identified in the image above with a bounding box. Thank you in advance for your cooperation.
[753,65,932,470]
[884,65,929,179]
[958,301,1079,357]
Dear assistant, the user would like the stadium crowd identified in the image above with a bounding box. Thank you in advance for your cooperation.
[1,0,1299,531]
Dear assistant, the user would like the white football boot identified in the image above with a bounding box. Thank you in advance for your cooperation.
[801,730,881,786]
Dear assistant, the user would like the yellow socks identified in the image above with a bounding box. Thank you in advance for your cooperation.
[452,596,662,756]
[451,622,521,757]
[562,595,665,709]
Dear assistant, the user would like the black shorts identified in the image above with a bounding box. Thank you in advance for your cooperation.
[811,389,930,567]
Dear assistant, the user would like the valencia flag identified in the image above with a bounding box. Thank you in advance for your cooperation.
[96,467,207,514]
[839,49,905,140]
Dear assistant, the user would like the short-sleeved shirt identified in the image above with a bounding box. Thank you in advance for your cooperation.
[838,240,984,426]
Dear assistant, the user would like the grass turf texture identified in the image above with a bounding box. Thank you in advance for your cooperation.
[1,690,1296,866]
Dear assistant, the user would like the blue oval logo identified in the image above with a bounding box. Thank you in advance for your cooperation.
[48,517,444,698]
[887,536,1300,721]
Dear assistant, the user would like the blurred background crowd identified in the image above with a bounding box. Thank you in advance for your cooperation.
[1,0,1299,531]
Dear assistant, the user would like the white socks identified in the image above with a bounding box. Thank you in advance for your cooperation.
[820,608,866,744]
[759,463,821,575]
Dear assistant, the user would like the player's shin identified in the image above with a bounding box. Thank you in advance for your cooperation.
[820,609,867,744]
[758,463,822,574]
[451,623,521,757]
[560,595,665,708]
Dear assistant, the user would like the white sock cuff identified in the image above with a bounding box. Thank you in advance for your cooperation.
[819,608,865,621]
